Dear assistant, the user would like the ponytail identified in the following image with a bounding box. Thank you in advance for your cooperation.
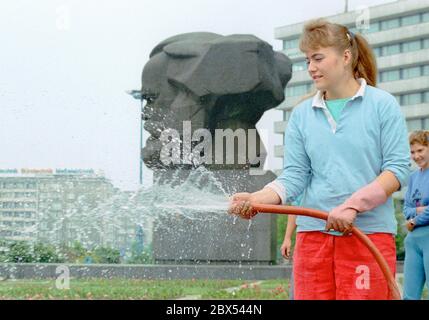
[352,34,377,86]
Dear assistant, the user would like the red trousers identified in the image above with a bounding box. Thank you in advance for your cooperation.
[293,231,396,300]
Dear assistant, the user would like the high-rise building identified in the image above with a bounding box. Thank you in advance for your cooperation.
[274,0,429,177]
[0,169,38,241]
[0,168,117,244]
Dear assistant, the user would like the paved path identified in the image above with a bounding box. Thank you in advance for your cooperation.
[176,276,406,300]
[396,273,404,297]
[175,280,263,300]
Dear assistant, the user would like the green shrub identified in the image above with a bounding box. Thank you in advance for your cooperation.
[59,241,88,263]
[394,199,407,261]
[127,243,153,264]
[92,246,120,264]
[33,243,64,263]
[277,214,288,249]
[0,240,143,265]
[6,241,34,263]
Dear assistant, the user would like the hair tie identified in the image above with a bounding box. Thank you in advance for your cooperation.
[347,31,355,43]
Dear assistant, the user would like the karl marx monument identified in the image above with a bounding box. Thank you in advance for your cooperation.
[139,32,292,264]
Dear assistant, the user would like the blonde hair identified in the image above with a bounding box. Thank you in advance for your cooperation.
[409,130,429,147]
[299,19,377,87]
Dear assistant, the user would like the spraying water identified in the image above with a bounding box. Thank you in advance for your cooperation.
[8,167,249,259]
[0,165,269,269]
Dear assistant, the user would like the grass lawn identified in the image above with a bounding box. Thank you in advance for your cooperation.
[7,277,424,300]
[0,278,290,300]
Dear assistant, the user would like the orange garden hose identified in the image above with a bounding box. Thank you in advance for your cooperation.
[251,204,401,300]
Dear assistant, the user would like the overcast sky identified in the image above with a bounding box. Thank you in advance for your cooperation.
[0,0,395,190]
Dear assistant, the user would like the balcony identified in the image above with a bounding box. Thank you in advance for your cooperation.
[401,103,429,119]
[378,76,429,94]
[365,22,429,47]
[377,48,429,70]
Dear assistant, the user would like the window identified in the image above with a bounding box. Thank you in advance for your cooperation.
[292,60,307,72]
[348,26,358,34]
[373,47,381,57]
[381,69,400,82]
[0,192,13,198]
[366,21,380,33]
[423,117,429,130]
[2,202,15,208]
[407,119,422,131]
[401,14,420,27]
[402,66,421,80]
[52,202,62,210]
[402,40,421,53]
[422,66,429,76]
[393,95,401,105]
[424,38,429,49]
[284,111,292,121]
[283,38,299,50]
[424,91,429,103]
[380,18,400,31]
[402,93,422,106]
[422,12,429,23]
[382,44,400,56]
[285,83,311,97]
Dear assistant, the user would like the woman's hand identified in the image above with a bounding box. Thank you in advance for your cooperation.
[416,206,427,214]
[280,238,293,259]
[228,188,281,220]
[228,193,256,220]
[325,204,358,234]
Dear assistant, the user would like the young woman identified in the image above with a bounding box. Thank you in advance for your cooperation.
[229,19,410,300]
[403,131,429,300]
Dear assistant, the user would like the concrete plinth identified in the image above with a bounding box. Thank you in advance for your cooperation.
[152,169,278,264]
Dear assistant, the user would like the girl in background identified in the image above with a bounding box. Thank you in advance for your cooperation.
[403,130,429,300]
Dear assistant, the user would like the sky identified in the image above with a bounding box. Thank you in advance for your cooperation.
[0,0,395,190]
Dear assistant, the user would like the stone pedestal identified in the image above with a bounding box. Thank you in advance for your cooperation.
[152,169,278,264]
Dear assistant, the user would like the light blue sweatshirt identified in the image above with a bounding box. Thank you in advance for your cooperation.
[267,79,411,234]
[403,168,429,227]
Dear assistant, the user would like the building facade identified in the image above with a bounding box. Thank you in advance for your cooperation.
[274,0,429,177]
[0,170,38,241]
[0,168,117,244]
